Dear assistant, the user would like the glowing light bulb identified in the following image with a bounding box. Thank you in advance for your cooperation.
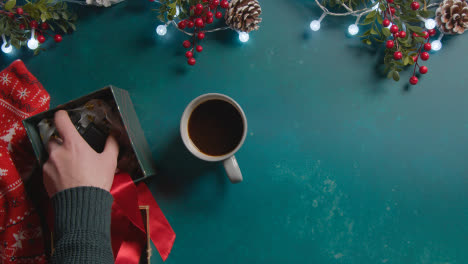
[425,18,436,30]
[27,38,38,50]
[156,25,167,36]
[431,39,442,51]
[239,32,249,42]
[348,24,359,35]
[310,20,321,31]
[1,42,12,53]
[175,6,180,17]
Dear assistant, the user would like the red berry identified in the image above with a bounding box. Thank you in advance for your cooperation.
[390,25,399,34]
[424,43,431,51]
[382,19,390,27]
[187,20,195,28]
[220,0,229,8]
[386,40,394,49]
[409,76,418,85]
[195,3,204,11]
[428,29,436,36]
[198,32,205,39]
[8,13,14,19]
[207,11,213,17]
[212,0,220,5]
[390,7,395,14]
[195,8,203,15]
[30,20,38,29]
[209,4,216,9]
[41,23,49,30]
[16,8,23,15]
[419,66,428,74]
[387,0,394,3]
[19,24,25,30]
[206,17,214,24]
[188,57,196,66]
[196,45,203,52]
[38,35,46,44]
[394,32,400,38]
[215,11,223,19]
[411,1,420,10]
[412,56,418,62]
[195,18,204,27]
[420,52,429,61]
[185,51,193,58]
[54,34,62,43]
[399,31,406,38]
[178,21,186,29]
[421,31,429,39]
[412,32,419,38]
[183,40,191,48]
[393,51,402,60]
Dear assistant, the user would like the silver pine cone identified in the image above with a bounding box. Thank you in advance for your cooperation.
[436,0,468,34]
[225,0,262,33]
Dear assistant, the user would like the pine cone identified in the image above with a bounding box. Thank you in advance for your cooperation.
[225,0,262,33]
[436,0,468,34]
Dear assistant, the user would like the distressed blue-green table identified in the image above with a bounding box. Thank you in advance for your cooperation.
[2,0,468,263]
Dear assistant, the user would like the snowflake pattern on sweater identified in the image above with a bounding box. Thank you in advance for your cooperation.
[0,60,49,264]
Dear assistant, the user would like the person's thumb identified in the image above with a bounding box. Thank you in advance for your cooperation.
[102,134,119,162]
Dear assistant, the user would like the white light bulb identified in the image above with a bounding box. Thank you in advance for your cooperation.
[1,42,12,53]
[431,39,442,51]
[387,22,393,29]
[27,38,38,50]
[310,20,321,31]
[425,18,436,30]
[156,25,167,36]
[239,32,249,42]
[348,24,359,35]
[175,6,180,17]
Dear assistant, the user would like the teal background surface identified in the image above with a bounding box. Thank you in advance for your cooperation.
[2,0,468,263]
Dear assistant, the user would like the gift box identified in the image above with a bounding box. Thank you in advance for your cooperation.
[22,85,156,181]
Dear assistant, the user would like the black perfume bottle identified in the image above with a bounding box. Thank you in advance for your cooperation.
[69,112,108,153]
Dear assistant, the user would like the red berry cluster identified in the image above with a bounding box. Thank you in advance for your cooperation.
[382,0,407,65]
[179,0,229,66]
[381,0,435,85]
[3,7,63,46]
[409,29,436,85]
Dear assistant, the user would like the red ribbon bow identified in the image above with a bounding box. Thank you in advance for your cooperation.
[111,173,175,263]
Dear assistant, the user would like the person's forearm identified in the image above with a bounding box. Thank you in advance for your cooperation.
[51,187,114,264]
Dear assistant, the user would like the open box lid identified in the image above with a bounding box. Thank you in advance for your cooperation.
[22,85,156,182]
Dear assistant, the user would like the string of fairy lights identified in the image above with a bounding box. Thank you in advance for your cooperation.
[308,0,443,51]
[1,28,40,54]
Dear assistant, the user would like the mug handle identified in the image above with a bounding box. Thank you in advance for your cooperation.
[223,156,243,183]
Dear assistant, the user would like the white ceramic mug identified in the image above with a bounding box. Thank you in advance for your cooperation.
[180,93,247,183]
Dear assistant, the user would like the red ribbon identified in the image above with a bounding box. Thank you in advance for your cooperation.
[111,173,176,263]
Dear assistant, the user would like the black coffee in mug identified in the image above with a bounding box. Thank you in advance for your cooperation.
[188,99,244,156]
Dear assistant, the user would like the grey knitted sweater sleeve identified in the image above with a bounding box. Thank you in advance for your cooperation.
[51,187,115,264]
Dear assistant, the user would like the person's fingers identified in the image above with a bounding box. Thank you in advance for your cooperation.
[47,138,61,153]
[102,134,119,162]
[54,110,82,145]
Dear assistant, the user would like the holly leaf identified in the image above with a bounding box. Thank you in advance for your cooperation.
[67,21,76,31]
[392,71,400,81]
[382,27,391,37]
[377,14,383,24]
[419,10,435,19]
[4,0,16,11]
[157,14,165,22]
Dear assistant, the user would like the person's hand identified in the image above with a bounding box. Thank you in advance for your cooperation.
[43,110,119,197]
